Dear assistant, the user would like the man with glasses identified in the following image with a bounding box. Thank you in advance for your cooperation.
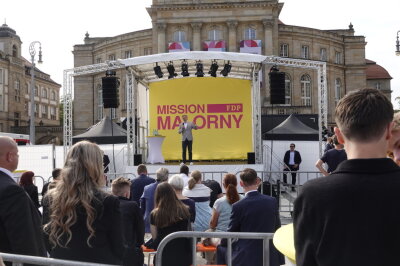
[283,143,302,192]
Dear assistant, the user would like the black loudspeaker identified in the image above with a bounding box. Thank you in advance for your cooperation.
[247,152,255,164]
[134,154,142,166]
[269,71,286,104]
[102,76,120,108]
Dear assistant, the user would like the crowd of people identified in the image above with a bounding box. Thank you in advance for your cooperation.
[1,88,400,266]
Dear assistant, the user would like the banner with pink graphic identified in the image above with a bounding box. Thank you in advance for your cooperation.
[203,41,226,52]
[239,40,262,55]
[168,42,191,53]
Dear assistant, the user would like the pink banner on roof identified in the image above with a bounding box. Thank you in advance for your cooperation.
[168,42,191,53]
[203,41,226,51]
[239,40,262,54]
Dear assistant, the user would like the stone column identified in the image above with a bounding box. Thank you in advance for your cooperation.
[157,22,167,53]
[191,22,202,51]
[227,20,238,52]
[262,19,274,56]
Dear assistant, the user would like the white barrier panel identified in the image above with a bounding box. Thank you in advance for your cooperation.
[18,145,54,180]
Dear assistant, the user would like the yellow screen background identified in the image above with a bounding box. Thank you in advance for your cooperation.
[149,77,253,160]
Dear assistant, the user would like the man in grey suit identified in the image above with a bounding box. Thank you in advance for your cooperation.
[178,114,198,165]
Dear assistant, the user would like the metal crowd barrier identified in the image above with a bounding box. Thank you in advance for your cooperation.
[155,231,274,266]
[0,252,116,266]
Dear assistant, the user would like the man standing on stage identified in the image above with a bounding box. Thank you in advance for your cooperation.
[178,114,198,165]
[283,143,302,192]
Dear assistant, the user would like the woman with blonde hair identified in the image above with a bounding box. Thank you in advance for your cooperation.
[183,170,212,231]
[42,141,124,264]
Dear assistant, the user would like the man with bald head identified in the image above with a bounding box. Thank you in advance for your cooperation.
[0,136,46,260]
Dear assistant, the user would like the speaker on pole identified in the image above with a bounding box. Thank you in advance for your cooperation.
[134,154,142,166]
[269,67,286,105]
[102,70,120,109]
[247,152,255,164]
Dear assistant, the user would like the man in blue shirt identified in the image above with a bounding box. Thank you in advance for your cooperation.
[130,164,155,205]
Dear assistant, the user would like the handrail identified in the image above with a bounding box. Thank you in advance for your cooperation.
[155,231,274,266]
[0,252,117,266]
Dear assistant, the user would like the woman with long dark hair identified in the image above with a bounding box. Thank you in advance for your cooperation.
[148,182,192,266]
[42,141,124,264]
[19,171,39,208]
[210,173,243,232]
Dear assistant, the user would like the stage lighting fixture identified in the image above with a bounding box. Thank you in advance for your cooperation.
[220,61,232,77]
[181,60,190,77]
[153,63,163,78]
[167,62,177,79]
[208,60,219,77]
[195,61,204,77]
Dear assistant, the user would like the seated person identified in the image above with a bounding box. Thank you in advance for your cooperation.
[168,174,196,223]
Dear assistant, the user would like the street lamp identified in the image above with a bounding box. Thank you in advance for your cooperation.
[396,31,400,56]
[29,41,43,145]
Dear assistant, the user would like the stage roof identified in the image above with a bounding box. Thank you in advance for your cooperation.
[72,51,267,83]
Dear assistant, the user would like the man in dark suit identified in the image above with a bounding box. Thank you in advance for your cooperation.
[283,143,302,191]
[0,136,46,261]
[112,177,144,266]
[217,168,284,266]
[130,164,155,205]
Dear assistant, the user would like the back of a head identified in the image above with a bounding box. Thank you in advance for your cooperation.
[224,173,240,205]
[20,171,34,186]
[111,177,131,197]
[137,164,147,175]
[180,164,189,175]
[168,174,184,191]
[0,136,18,171]
[240,168,258,187]
[188,170,202,190]
[52,168,62,180]
[335,88,393,142]
[153,182,190,228]
[156,167,169,182]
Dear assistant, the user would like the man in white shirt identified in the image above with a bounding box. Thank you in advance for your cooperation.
[283,143,302,191]
[0,136,46,258]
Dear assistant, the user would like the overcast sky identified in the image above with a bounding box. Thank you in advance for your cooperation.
[3,0,400,107]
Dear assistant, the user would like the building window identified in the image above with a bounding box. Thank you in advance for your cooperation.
[0,123,3,131]
[285,74,291,105]
[14,112,19,127]
[51,106,56,120]
[208,29,221,41]
[26,83,29,94]
[300,74,312,106]
[280,44,289,57]
[173,31,186,42]
[96,57,102,64]
[320,48,327,61]
[335,78,341,106]
[97,86,103,121]
[41,88,47,98]
[0,69,3,84]
[244,28,256,40]
[0,95,2,111]
[108,54,116,61]
[35,86,39,96]
[51,91,56,101]
[35,103,39,117]
[124,50,132,59]
[301,45,309,59]
[14,79,20,102]
[375,82,381,90]
[12,45,17,57]
[144,47,152,55]
[42,105,48,118]
[335,51,342,64]
[24,102,28,114]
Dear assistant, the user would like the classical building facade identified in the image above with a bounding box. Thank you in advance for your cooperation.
[0,23,61,141]
[73,0,392,133]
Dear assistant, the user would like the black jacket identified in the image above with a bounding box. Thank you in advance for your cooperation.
[284,150,302,169]
[43,192,124,264]
[0,171,46,258]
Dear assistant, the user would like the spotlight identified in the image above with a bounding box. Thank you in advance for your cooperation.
[153,63,163,78]
[220,61,232,77]
[195,61,204,77]
[208,60,219,77]
[167,62,177,79]
[181,60,189,77]
[105,70,116,77]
